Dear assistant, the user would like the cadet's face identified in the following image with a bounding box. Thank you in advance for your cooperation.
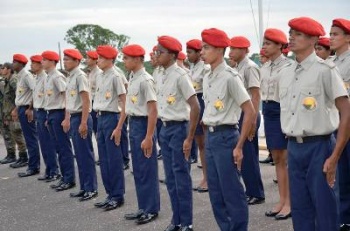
[200,42,221,65]
[150,54,158,67]
[262,39,281,57]
[12,61,21,72]
[186,49,200,63]
[330,26,350,51]
[228,47,246,62]
[123,55,137,71]
[41,59,52,71]
[315,45,331,60]
[155,45,173,67]
[63,56,79,72]
[228,57,237,67]
[259,55,269,65]
[30,62,41,73]
[288,29,316,53]
[86,57,97,67]
[97,56,111,70]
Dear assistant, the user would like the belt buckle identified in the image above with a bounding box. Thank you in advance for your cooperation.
[296,136,303,143]
[162,121,167,127]
[208,126,214,132]
[98,111,102,116]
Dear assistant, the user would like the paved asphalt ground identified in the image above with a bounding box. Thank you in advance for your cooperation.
[0,136,294,231]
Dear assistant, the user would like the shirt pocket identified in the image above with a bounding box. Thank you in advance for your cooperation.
[127,88,139,105]
[300,87,321,112]
[210,91,226,115]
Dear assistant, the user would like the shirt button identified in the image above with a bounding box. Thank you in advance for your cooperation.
[296,78,298,81]
[293,95,295,98]
[292,113,294,115]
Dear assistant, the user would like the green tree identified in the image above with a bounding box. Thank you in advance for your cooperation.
[64,24,130,57]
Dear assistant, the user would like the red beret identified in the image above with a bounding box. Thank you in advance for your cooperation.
[230,36,251,48]
[201,28,230,48]
[317,37,330,47]
[332,18,350,34]
[288,17,325,36]
[42,51,60,62]
[282,47,290,56]
[63,49,83,60]
[177,52,186,60]
[97,45,118,59]
[122,44,145,57]
[186,39,202,50]
[13,54,28,64]
[158,36,182,52]
[86,50,98,59]
[264,28,287,45]
[30,55,43,63]
[260,49,266,56]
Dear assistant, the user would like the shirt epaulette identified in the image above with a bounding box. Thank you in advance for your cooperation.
[318,58,336,69]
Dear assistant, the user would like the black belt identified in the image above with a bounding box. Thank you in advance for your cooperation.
[19,105,30,108]
[207,124,239,133]
[263,100,278,104]
[70,112,82,117]
[129,116,148,120]
[35,108,45,112]
[98,111,119,116]
[47,109,65,114]
[288,134,331,144]
[162,120,187,127]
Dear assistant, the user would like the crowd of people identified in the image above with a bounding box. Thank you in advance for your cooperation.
[0,16,349,231]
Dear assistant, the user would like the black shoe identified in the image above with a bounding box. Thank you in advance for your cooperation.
[190,158,197,164]
[197,165,202,169]
[45,174,61,183]
[159,179,166,184]
[70,190,85,198]
[0,156,16,164]
[125,210,144,220]
[104,199,124,211]
[247,197,265,205]
[259,155,273,164]
[197,187,208,193]
[340,224,350,231]
[181,226,194,231]
[164,224,181,231]
[50,180,64,189]
[94,198,110,208]
[55,182,76,192]
[123,164,130,170]
[79,191,98,201]
[273,179,278,184]
[275,212,291,220]
[265,210,280,217]
[96,160,100,166]
[38,175,49,181]
[157,153,162,160]
[135,213,158,225]
[270,162,275,166]
[9,158,28,168]
[18,169,40,177]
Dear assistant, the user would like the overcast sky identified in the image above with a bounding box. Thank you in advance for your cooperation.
[1,0,349,63]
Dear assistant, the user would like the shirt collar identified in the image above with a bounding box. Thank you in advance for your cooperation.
[336,49,350,62]
[131,68,145,80]
[237,56,249,71]
[211,61,227,77]
[164,62,177,75]
[271,54,285,66]
[68,66,80,76]
[103,66,115,76]
[296,52,317,71]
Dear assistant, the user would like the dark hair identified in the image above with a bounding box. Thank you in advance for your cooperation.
[3,62,14,73]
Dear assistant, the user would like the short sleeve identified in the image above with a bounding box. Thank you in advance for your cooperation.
[323,67,348,100]
[228,75,250,106]
[77,74,90,93]
[178,73,196,100]
[113,75,126,96]
[245,66,260,89]
[54,75,66,93]
[140,79,157,103]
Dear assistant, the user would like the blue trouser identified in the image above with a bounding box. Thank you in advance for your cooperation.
[206,128,248,231]
[35,109,58,176]
[190,140,198,161]
[337,136,350,224]
[239,112,264,198]
[160,122,192,226]
[121,118,129,165]
[97,113,125,200]
[156,119,162,154]
[288,136,339,231]
[90,109,98,135]
[18,106,40,170]
[47,110,75,183]
[129,117,160,214]
[70,114,97,192]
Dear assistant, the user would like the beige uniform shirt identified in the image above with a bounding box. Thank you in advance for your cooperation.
[274,52,347,137]
[157,63,196,121]
[237,56,261,91]
[66,67,91,114]
[202,61,250,126]
[93,66,126,112]
[190,61,210,94]
[33,70,47,109]
[15,69,35,106]
[260,54,294,101]
[126,68,157,116]
[88,66,102,101]
[333,50,350,95]
[44,69,66,110]
[152,66,164,91]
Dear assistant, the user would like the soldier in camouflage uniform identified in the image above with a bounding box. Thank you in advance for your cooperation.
[0,63,28,167]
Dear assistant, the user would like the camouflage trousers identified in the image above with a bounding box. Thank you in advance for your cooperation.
[0,121,27,158]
